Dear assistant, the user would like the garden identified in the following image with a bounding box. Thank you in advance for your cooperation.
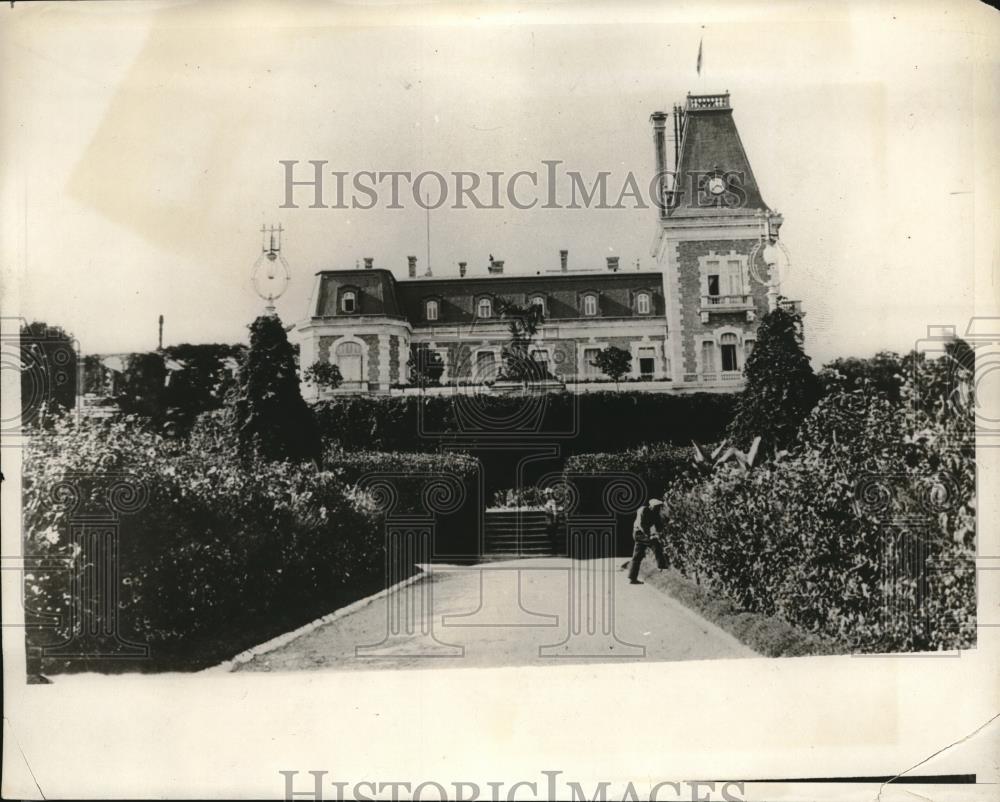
[19,303,978,673]
[21,317,481,674]
[559,309,978,653]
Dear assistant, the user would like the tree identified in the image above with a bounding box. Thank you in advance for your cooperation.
[496,297,550,382]
[162,343,247,410]
[302,360,344,394]
[727,305,821,454]
[408,344,444,390]
[161,343,248,432]
[590,345,632,388]
[117,352,168,421]
[819,351,905,404]
[231,315,321,465]
[19,321,78,424]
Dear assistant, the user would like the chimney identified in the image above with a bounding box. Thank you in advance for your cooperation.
[488,258,504,275]
[606,256,620,272]
[407,255,417,278]
[158,314,164,350]
[458,261,467,278]
[363,257,374,270]
[650,111,669,219]
[559,249,568,272]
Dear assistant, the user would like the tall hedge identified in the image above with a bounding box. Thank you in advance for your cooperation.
[313,391,737,455]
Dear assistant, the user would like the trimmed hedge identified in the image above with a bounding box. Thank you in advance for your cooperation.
[565,443,694,499]
[313,392,737,455]
[327,448,483,560]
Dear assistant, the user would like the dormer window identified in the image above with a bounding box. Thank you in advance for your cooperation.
[341,290,357,314]
[425,299,439,321]
[636,291,651,315]
[477,297,493,318]
[529,294,546,316]
[582,293,598,317]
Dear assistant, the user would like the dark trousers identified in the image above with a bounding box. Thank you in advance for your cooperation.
[628,538,667,581]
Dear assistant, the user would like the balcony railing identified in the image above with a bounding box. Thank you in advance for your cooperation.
[701,371,744,384]
[778,299,805,315]
[686,93,730,110]
[701,294,754,309]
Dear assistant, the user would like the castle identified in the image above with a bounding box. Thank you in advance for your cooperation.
[294,92,795,397]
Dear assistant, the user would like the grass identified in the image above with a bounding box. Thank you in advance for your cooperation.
[638,563,849,658]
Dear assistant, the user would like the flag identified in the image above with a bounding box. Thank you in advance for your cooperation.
[696,37,703,75]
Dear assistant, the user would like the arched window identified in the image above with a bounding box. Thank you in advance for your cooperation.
[425,299,439,321]
[720,332,739,372]
[636,292,651,315]
[341,291,357,314]
[477,297,493,318]
[336,340,363,383]
[529,294,546,316]
[582,293,598,317]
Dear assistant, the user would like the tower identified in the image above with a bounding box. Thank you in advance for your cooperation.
[651,91,785,389]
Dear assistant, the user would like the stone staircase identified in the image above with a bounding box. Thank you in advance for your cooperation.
[483,509,561,560]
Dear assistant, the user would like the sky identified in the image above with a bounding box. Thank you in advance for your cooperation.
[1,0,997,366]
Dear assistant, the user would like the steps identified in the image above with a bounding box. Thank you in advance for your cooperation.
[483,509,562,560]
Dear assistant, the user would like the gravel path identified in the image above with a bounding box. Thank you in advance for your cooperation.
[234,557,756,672]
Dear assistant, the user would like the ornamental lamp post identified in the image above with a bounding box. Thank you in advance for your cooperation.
[252,223,291,315]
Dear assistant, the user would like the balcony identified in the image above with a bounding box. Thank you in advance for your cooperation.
[700,294,755,318]
[700,371,744,386]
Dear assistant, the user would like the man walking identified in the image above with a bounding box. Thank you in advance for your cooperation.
[626,498,668,585]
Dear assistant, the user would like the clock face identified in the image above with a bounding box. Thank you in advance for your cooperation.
[708,176,726,196]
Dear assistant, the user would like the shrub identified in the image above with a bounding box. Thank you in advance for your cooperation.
[819,351,906,404]
[22,414,383,672]
[302,360,344,393]
[491,485,571,510]
[660,358,976,653]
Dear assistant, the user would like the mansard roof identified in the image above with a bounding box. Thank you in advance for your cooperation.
[312,267,666,324]
[668,93,770,218]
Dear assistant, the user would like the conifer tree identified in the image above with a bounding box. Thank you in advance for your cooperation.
[728,305,820,453]
[231,315,320,465]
